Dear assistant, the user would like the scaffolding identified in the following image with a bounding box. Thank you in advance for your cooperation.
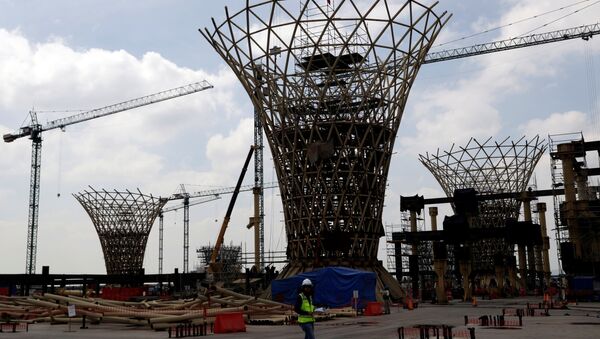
[385,223,403,275]
[549,132,584,274]
[197,244,242,284]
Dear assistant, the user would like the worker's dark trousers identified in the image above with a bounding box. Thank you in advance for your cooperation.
[384,300,391,314]
[300,322,315,339]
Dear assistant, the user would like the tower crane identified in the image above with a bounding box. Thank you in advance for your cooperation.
[158,194,222,275]
[3,81,214,274]
[162,181,278,274]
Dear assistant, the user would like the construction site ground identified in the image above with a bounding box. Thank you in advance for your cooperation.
[5,297,599,338]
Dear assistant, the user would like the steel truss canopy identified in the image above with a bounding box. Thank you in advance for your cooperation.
[74,187,167,275]
[201,0,448,297]
[419,136,547,271]
[419,136,547,199]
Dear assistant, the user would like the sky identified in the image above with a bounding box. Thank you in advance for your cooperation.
[0,0,599,276]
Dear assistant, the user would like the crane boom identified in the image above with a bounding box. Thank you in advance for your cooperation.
[4,80,213,274]
[424,23,600,64]
[3,81,213,142]
[209,146,255,271]
[167,181,278,201]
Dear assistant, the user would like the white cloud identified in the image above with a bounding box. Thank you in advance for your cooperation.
[0,27,253,273]
[519,110,589,137]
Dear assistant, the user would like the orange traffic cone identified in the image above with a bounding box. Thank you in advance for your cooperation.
[407,297,414,311]
[472,297,478,307]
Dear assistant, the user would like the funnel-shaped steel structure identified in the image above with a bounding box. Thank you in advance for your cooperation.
[74,188,166,275]
[419,136,547,271]
[202,0,449,296]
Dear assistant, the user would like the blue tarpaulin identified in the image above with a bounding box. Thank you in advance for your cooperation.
[271,267,376,308]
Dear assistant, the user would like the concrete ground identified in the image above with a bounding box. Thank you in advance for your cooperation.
[3,297,600,338]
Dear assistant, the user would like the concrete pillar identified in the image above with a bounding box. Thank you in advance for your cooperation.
[410,210,418,255]
[459,260,472,302]
[434,259,448,304]
[432,241,447,304]
[537,203,551,287]
[495,264,504,292]
[527,246,536,291]
[429,207,438,231]
[409,210,420,299]
[507,256,518,295]
[523,199,532,222]
[558,143,581,257]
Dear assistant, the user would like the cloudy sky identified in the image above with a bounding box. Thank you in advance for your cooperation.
[0,0,598,276]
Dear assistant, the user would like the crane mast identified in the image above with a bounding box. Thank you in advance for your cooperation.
[4,81,213,274]
[158,194,221,274]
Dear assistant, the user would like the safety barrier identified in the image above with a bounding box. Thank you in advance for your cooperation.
[526,301,563,310]
[101,286,145,301]
[502,308,549,317]
[168,323,209,338]
[464,315,522,327]
[0,322,28,333]
[397,326,475,339]
[214,312,246,334]
[364,302,383,316]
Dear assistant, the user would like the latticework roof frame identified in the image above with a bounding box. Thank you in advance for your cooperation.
[202,0,449,264]
[74,187,166,275]
[419,136,547,199]
[420,136,546,271]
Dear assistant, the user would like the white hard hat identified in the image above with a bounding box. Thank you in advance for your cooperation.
[301,278,313,286]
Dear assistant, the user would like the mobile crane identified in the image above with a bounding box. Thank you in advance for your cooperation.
[208,146,255,276]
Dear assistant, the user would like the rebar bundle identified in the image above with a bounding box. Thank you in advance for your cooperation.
[74,187,166,275]
[201,1,449,294]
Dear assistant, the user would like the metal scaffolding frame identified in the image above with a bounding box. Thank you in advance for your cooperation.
[197,245,242,283]
[74,187,166,275]
[548,132,584,273]
[201,0,449,298]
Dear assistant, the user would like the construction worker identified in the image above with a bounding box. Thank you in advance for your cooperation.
[295,278,316,339]
[382,285,391,314]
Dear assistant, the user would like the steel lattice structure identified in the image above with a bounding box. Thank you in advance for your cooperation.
[74,187,166,275]
[201,0,449,295]
[419,136,547,271]
[197,245,243,284]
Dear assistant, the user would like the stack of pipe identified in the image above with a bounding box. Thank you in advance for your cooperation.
[0,288,294,330]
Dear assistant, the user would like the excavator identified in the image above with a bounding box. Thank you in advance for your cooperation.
[207,146,256,278]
